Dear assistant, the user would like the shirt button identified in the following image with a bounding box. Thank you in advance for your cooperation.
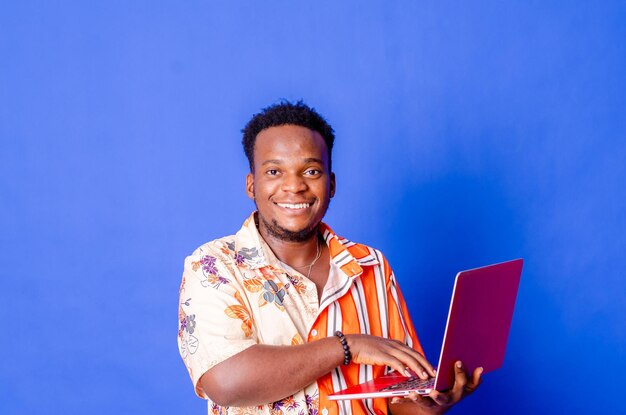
[322,409,329,415]
[311,329,318,337]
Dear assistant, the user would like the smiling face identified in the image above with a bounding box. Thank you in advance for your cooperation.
[246,124,336,243]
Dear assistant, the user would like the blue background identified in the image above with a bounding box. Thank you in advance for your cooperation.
[1,1,625,413]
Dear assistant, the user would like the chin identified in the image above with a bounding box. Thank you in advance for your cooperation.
[266,218,319,242]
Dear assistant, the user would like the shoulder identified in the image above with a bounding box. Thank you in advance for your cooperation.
[184,234,240,274]
[189,234,237,259]
[346,240,387,263]
[321,223,391,270]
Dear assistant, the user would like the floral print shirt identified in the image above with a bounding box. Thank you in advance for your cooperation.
[178,213,423,415]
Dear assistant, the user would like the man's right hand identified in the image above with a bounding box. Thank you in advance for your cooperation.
[346,334,437,379]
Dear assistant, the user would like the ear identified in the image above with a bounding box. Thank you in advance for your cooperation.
[330,172,336,198]
[246,173,255,200]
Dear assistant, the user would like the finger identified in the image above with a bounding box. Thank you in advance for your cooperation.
[464,367,483,395]
[407,391,436,408]
[371,342,428,379]
[406,391,420,402]
[389,394,416,405]
[388,351,429,379]
[349,336,414,376]
[428,390,451,406]
[390,340,437,378]
[349,335,435,379]
[385,343,436,379]
[389,393,435,409]
[473,366,483,385]
[383,354,418,378]
[449,361,469,403]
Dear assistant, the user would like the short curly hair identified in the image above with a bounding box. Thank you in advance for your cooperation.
[242,101,335,171]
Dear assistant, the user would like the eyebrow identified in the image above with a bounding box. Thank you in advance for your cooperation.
[261,157,324,166]
[261,159,283,166]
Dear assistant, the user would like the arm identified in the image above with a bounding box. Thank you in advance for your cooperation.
[202,334,437,407]
[200,337,342,406]
[181,246,436,407]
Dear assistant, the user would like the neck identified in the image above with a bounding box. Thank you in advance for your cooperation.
[258,224,322,268]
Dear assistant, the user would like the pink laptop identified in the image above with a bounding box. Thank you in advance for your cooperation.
[328,258,523,400]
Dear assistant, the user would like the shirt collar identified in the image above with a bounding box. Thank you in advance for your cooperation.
[234,212,379,310]
[319,222,380,277]
[234,212,380,273]
[232,213,270,269]
[235,212,379,277]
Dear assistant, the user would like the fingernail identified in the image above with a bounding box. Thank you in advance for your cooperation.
[403,368,411,377]
[456,361,463,368]
[433,369,437,375]
[422,371,428,378]
[478,367,484,374]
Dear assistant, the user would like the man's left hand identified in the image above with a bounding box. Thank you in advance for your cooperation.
[388,361,483,415]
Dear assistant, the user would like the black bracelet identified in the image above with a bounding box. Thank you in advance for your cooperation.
[334,330,352,365]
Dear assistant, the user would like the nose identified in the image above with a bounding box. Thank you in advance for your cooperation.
[281,173,308,193]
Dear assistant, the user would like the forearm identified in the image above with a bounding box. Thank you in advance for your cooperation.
[200,336,344,407]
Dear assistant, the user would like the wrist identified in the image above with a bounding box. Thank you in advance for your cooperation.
[334,331,352,365]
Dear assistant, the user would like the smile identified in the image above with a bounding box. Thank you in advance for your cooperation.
[276,202,312,210]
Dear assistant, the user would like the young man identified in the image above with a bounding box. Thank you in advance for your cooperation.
[178,102,481,415]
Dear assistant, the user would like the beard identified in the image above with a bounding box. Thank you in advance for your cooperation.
[253,192,332,242]
[258,212,319,243]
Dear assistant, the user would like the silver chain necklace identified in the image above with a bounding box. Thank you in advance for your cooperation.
[291,239,322,279]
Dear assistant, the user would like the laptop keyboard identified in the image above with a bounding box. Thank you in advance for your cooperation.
[381,376,435,391]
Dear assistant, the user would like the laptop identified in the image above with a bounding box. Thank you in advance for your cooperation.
[328,258,523,400]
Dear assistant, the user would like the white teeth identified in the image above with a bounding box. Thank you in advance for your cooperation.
[277,202,311,210]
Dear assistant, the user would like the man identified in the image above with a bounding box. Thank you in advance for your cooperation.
[178,101,481,415]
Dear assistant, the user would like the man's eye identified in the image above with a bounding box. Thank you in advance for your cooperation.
[266,169,279,176]
[304,169,321,176]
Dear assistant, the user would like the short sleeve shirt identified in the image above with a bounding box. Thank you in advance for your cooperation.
[178,213,423,415]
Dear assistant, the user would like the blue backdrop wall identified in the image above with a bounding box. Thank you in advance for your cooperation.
[1,1,625,414]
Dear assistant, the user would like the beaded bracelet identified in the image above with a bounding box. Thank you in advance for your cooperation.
[334,331,352,365]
